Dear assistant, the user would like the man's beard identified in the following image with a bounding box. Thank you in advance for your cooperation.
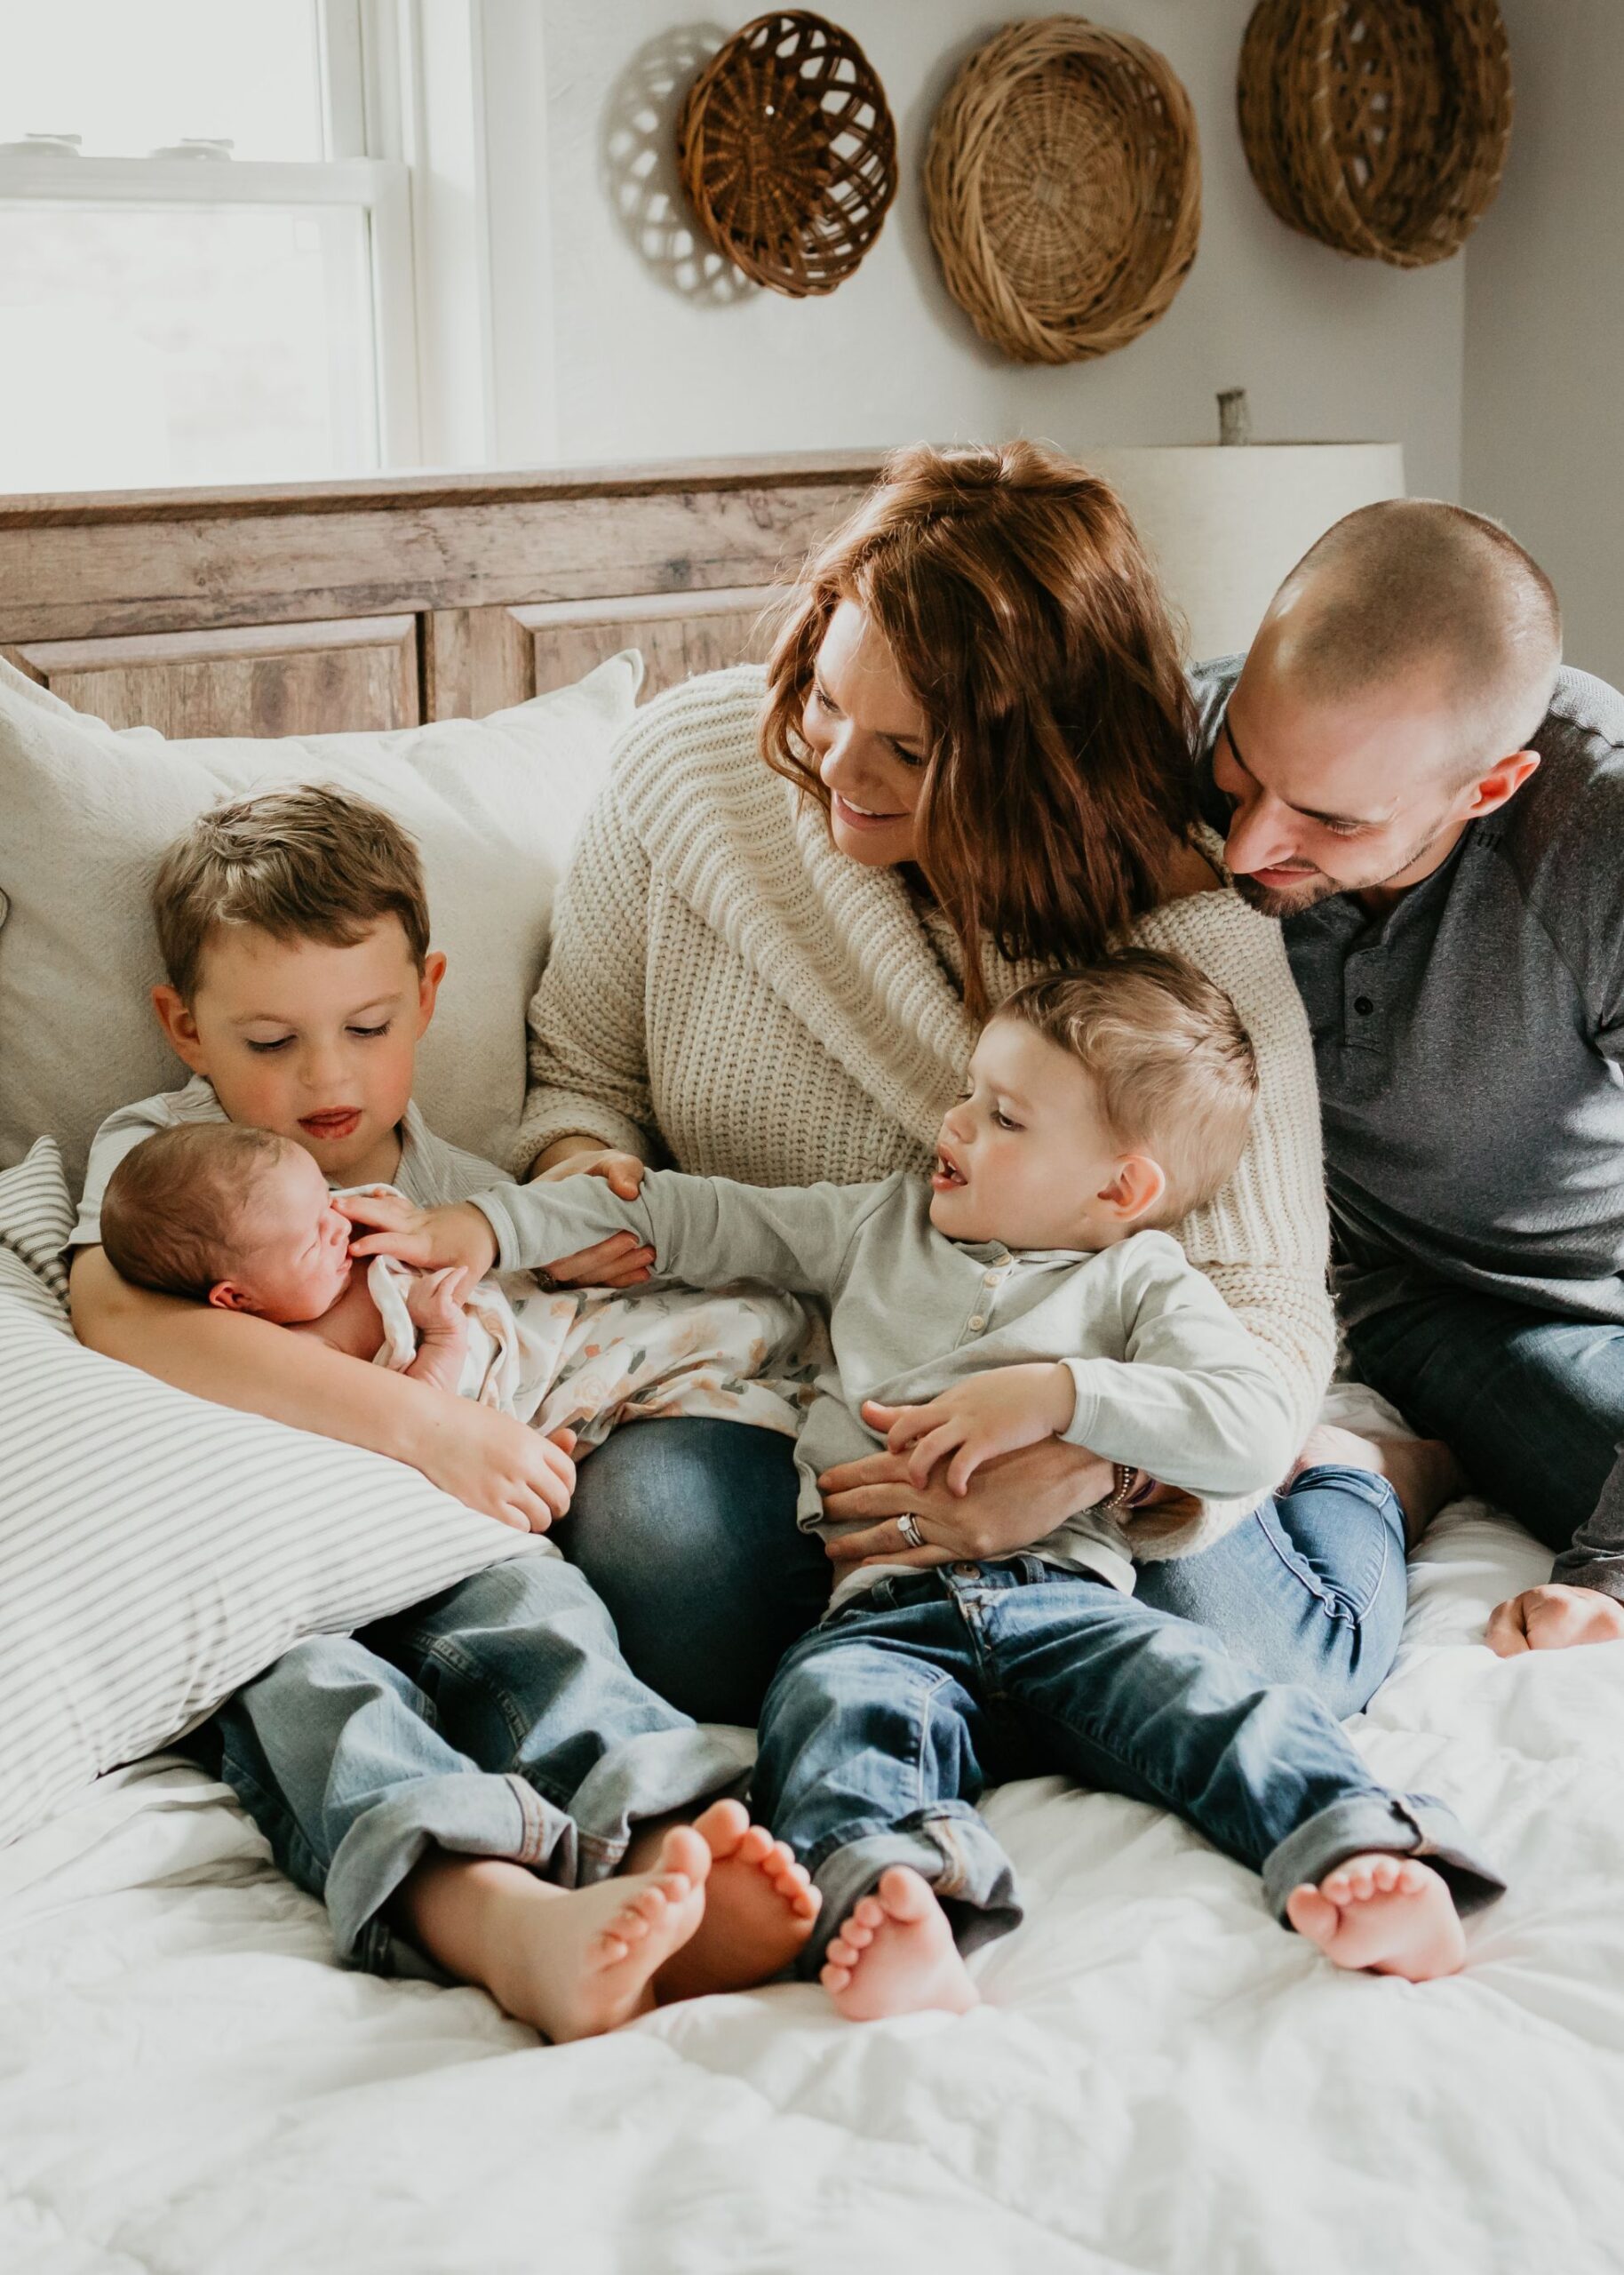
[1231,869,1342,919]
[1230,813,1459,922]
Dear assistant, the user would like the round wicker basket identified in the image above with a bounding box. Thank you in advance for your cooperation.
[1238,0,1512,268]
[677,11,897,298]
[923,18,1201,366]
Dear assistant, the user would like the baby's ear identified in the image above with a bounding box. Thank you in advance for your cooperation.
[206,1281,261,1314]
[1099,1153,1166,1225]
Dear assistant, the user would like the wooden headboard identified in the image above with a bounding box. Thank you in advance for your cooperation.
[0,452,883,738]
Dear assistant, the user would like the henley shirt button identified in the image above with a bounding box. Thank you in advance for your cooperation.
[967,1315,985,1331]
[1354,995,1374,1017]
[983,1271,999,1287]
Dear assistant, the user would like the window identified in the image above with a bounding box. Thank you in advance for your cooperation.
[0,0,419,490]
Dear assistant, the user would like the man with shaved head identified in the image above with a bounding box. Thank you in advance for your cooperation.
[1192,498,1624,1658]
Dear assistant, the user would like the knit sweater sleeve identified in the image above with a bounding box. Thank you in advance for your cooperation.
[1125,885,1335,1558]
[511,764,658,1177]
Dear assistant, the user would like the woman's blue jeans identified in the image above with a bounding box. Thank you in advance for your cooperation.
[561,1419,1409,1726]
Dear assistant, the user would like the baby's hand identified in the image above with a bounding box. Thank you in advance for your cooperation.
[405,1265,472,1344]
[864,1363,1078,1497]
[338,1191,498,1279]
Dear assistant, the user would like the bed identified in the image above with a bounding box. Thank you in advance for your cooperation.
[1,460,1620,2275]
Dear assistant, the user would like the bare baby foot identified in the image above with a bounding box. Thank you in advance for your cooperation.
[820,1864,980,2021]
[1286,1853,1466,1982]
[655,1797,821,2003]
[494,1824,711,2042]
[1288,1425,1465,1548]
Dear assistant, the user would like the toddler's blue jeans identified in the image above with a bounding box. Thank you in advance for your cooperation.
[752,1557,1504,1968]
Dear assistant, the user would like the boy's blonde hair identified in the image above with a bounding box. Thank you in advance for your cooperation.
[997,948,1258,1222]
[100,1123,288,1301]
[152,785,430,1002]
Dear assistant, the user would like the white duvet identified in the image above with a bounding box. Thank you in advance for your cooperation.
[4,1401,1623,2274]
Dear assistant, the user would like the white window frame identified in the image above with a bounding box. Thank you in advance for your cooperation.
[0,0,465,477]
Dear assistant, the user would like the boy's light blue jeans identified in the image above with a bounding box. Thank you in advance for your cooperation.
[210,1553,745,1977]
[751,1558,1504,1968]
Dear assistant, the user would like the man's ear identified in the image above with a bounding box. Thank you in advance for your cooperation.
[206,1281,261,1314]
[1099,1153,1166,1225]
[1461,748,1540,822]
[414,951,448,1038]
[152,984,209,1074]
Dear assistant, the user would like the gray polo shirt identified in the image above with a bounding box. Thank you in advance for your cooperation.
[1191,659,1624,1330]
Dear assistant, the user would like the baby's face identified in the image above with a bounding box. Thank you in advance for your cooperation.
[929,1018,1162,1251]
[217,1145,356,1324]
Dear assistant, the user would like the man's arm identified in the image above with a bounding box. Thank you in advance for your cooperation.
[68,1246,573,1531]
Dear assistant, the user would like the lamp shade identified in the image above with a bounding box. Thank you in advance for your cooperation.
[1081,443,1406,661]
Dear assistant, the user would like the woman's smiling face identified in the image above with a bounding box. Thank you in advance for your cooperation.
[801,598,931,868]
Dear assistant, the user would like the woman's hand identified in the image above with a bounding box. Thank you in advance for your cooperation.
[530,1145,656,1289]
[819,1434,1116,1566]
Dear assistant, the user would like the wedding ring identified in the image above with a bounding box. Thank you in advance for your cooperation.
[897,1512,925,1549]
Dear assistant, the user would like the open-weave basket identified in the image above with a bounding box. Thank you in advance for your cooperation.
[1238,0,1512,267]
[923,18,1201,366]
[677,11,897,297]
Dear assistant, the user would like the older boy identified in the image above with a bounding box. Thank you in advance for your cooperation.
[67,786,817,2037]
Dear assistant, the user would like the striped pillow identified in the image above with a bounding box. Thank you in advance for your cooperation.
[0,1140,538,1848]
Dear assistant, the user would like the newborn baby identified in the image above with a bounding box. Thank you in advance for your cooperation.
[98,1121,813,1442]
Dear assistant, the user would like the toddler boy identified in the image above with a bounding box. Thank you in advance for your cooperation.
[68,785,818,2038]
[348,947,1506,2017]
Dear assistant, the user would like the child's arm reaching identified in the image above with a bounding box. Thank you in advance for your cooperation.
[342,1166,899,1306]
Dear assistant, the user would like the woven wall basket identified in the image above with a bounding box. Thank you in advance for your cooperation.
[923,18,1201,366]
[677,11,897,298]
[1238,0,1512,268]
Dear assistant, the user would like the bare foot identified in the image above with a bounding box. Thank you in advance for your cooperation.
[405,1828,712,2043]
[654,1798,821,2003]
[820,1865,980,2021]
[1288,1425,1465,1548]
[1286,1853,1465,1982]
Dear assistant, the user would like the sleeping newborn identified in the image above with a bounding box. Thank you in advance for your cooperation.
[98,1122,816,1443]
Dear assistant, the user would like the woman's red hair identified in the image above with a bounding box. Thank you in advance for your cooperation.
[760,441,1198,1017]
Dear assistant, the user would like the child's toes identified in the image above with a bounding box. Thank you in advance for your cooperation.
[1285,1883,1341,1950]
[851,1896,888,1934]
[820,1960,855,1993]
[1393,1858,1429,1895]
[733,1824,776,1867]
[1368,1856,1401,1894]
[824,1935,863,1970]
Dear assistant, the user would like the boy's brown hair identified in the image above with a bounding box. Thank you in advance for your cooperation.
[997,948,1258,1223]
[152,785,431,1002]
[100,1123,289,1302]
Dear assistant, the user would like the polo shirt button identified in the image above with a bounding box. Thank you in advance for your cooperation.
[1354,995,1373,1017]
[983,1271,999,1287]
[967,1314,985,1331]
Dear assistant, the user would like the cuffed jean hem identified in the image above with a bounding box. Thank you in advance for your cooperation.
[333,1770,577,1976]
[333,1725,749,1977]
[1261,1791,1508,1927]
[566,1724,753,1885]
[800,1808,1023,1976]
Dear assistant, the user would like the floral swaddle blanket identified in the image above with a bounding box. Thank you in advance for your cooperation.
[366,1253,817,1448]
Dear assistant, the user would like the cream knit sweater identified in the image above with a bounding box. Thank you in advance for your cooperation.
[517,667,1334,1556]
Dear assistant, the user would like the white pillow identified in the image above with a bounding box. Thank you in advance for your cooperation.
[0,650,641,1189]
[0,1138,543,1849]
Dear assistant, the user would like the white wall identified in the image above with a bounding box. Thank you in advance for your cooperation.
[488,0,1466,496]
[1461,0,1624,688]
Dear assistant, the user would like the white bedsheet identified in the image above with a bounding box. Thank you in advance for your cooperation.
[4,1410,1623,2273]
